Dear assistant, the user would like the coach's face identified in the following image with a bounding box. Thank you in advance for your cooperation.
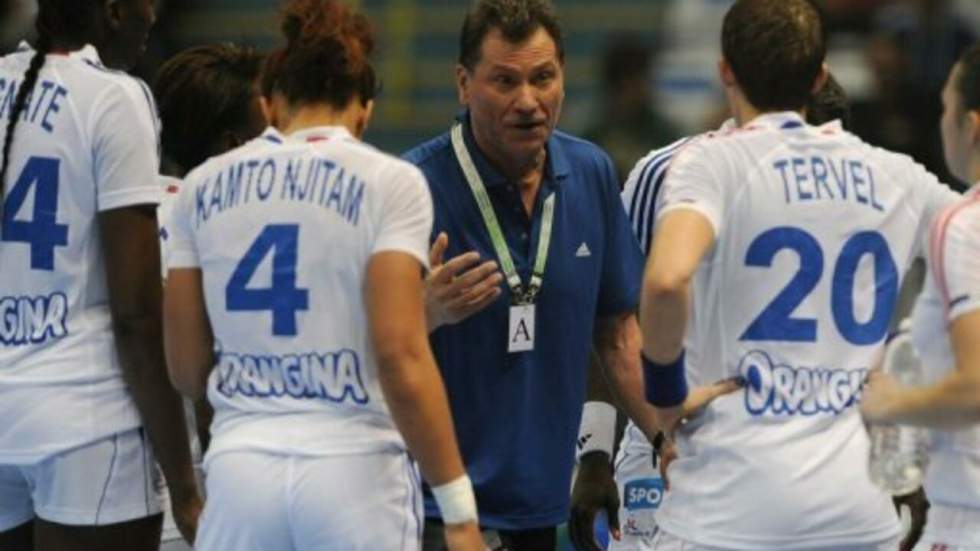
[457,26,564,171]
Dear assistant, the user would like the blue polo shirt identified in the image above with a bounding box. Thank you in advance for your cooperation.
[403,116,644,530]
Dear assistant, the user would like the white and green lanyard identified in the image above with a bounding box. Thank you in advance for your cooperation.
[450,123,555,305]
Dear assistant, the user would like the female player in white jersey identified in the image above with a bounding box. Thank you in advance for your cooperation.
[862,44,980,551]
[0,1,201,550]
[163,1,483,549]
[637,0,960,549]
[153,43,268,547]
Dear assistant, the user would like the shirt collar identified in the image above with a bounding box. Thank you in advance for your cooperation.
[17,41,103,66]
[285,125,353,144]
[456,111,570,188]
[744,111,807,132]
[260,126,285,144]
[69,44,103,64]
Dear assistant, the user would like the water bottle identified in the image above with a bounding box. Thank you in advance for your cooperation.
[868,325,930,495]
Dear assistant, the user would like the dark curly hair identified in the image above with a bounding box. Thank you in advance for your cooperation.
[458,0,564,71]
[264,0,378,110]
[155,44,264,174]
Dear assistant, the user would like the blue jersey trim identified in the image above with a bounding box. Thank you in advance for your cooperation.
[626,138,690,255]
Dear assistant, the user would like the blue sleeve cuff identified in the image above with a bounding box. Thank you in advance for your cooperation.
[643,351,688,408]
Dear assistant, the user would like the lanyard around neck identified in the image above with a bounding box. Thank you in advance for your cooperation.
[450,123,555,305]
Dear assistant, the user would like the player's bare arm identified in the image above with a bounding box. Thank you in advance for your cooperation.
[101,206,203,544]
[366,251,483,550]
[863,309,980,428]
[163,268,215,401]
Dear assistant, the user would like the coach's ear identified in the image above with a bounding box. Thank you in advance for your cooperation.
[456,64,471,106]
[811,63,830,95]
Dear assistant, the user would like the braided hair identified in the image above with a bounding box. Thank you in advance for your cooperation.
[0,37,49,211]
[1,1,101,211]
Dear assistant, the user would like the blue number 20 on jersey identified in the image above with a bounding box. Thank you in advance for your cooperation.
[225,224,310,337]
[741,227,898,345]
[1,156,69,271]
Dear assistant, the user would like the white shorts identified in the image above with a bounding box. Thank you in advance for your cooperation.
[912,503,980,551]
[651,530,900,551]
[609,447,662,551]
[197,449,422,551]
[0,428,163,531]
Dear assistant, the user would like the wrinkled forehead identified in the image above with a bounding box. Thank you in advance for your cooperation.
[474,26,561,72]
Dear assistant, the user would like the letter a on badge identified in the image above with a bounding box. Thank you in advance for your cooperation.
[508,304,535,352]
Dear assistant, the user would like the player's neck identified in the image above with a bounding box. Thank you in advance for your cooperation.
[280,104,364,139]
[732,95,803,127]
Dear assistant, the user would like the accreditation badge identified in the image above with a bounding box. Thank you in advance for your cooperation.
[507,304,535,353]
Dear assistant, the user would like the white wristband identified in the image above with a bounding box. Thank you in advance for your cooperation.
[432,475,478,525]
[576,401,617,462]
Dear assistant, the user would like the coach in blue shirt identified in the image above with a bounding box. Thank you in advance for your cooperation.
[403,1,645,549]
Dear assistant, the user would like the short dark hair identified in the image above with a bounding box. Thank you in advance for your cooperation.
[154,44,264,173]
[955,44,980,114]
[805,72,851,129]
[267,0,379,110]
[458,0,564,71]
[722,0,825,111]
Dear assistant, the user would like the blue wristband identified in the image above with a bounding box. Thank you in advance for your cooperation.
[643,351,688,408]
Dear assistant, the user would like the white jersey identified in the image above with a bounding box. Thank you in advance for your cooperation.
[652,111,958,549]
[910,187,980,523]
[167,125,433,466]
[0,44,161,463]
[619,120,735,458]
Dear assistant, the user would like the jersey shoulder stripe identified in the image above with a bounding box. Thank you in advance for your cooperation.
[930,191,980,312]
[623,136,692,255]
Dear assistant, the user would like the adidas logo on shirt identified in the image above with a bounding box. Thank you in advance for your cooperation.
[575,242,591,258]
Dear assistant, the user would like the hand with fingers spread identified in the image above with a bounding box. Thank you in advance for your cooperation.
[569,452,621,551]
[425,232,505,332]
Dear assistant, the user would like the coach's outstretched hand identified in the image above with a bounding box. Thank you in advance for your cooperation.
[569,451,621,551]
[425,232,504,332]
